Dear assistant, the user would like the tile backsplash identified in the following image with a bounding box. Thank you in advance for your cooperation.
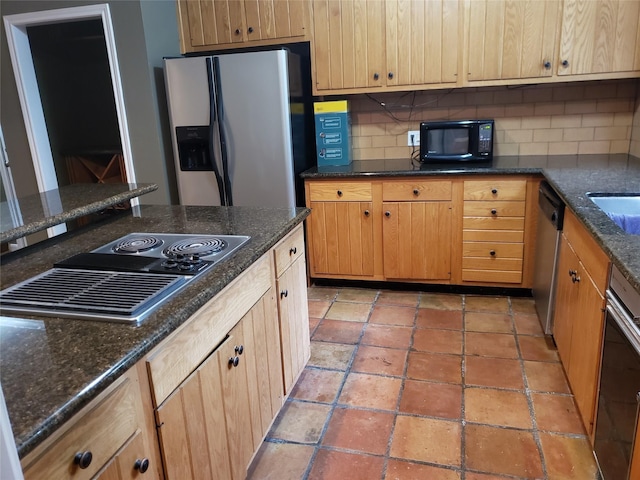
[346,79,638,161]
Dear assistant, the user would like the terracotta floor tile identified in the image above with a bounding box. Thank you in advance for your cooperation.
[465,296,510,313]
[369,304,416,326]
[465,332,519,359]
[308,341,355,370]
[419,293,463,310]
[514,312,545,336]
[307,449,384,480]
[308,299,332,318]
[540,432,600,479]
[338,372,402,410]
[524,360,571,393]
[377,290,420,306]
[247,442,314,480]
[307,286,339,301]
[336,288,378,303]
[464,312,513,334]
[465,424,543,477]
[385,459,461,480]
[351,345,407,377]
[390,415,461,467]
[532,393,586,434]
[407,351,462,384]
[399,379,462,419]
[290,368,344,403]
[412,328,463,354]
[465,473,515,480]
[268,401,331,444]
[309,317,321,334]
[465,387,532,429]
[511,297,538,315]
[325,301,372,322]
[416,308,464,330]
[361,324,413,349]
[312,319,364,344]
[464,356,525,390]
[519,335,559,362]
[322,406,394,455]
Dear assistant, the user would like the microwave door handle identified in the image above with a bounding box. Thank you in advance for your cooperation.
[212,56,233,206]
[205,57,226,205]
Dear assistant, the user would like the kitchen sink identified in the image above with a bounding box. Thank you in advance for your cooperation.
[587,193,640,235]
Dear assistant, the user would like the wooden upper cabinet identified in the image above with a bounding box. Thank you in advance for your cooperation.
[178,0,307,53]
[558,0,640,76]
[467,0,560,81]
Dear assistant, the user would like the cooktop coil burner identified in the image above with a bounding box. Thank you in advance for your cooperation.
[113,235,163,254]
[163,237,226,258]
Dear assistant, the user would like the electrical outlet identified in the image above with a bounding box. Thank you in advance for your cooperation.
[407,130,420,146]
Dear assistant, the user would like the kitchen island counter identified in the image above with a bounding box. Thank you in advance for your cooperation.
[302,154,640,295]
[0,204,309,458]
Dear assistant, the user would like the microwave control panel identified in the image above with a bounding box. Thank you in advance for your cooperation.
[478,123,493,153]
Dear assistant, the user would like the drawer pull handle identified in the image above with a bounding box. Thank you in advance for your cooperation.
[491,209,497,215]
[235,345,244,355]
[489,250,496,256]
[385,211,391,217]
[337,190,343,197]
[364,210,370,217]
[280,290,289,299]
[289,247,297,255]
[229,356,240,367]
[491,188,498,195]
[134,458,150,473]
[413,188,420,196]
[74,451,93,469]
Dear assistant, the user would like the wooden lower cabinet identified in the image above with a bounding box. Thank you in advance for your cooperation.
[552,210,609,437]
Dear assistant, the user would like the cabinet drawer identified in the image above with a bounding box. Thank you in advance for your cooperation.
[274,225,304,277]
[464,179,527,201]
[463,201,526,217]
[463,242,524,259]
[23,376,138,480]
[462,269,523,284]
[463,217,525,231]
[462,256,523,272]
[463,229,525,243]
[309,181,372,201]
[382,180,452,201]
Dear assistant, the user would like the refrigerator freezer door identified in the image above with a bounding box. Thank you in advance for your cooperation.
[216,50,296,208]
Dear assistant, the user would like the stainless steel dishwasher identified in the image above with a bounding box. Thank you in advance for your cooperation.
[533,181,565,335]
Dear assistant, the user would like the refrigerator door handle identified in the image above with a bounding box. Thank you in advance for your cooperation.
[213,56,233,206]
[205,57,226,205]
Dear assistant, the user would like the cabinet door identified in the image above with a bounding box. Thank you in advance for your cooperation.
[178,0,247,48]
[386,0,459,86]
[558,0,640,75]
[382,201,452,280]
[277,256,311,393]
[244,0,306,41]
[467,0,560,81]
[312,0,385,91]
[552,234,579,368]
[308,201,374,276]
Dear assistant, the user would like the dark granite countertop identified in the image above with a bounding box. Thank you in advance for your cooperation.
[0,205,309,458]
[0,183,158,243]
[302,154,640,294]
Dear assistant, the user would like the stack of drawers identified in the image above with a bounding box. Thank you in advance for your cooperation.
[461,179,527,284]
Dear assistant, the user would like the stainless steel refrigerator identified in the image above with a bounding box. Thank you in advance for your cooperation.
[164,49,313,207]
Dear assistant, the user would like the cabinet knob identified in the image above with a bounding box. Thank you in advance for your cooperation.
[388,72,394,79]
[280,290,289,299]
[235,345,244,355]
[337,190,343,197]
[364,210,370,217]
[491,188,498,195]
[373,72,379,80]
[489,250,496,256]
[491,209,497,215]
[385,211,391,217]
[568,269,577,277]
[235,28,241,35]
[413,188,420,196]
[571,274,580,283]
[134,458,150,473]
[248,27,254,34]
[74,451,93,469]
[543,61,551,69]
[289,246,297,255]
[229,356,240,367]
[562,59,569,68]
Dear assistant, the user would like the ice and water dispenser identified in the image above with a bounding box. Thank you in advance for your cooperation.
[175,126,213,171]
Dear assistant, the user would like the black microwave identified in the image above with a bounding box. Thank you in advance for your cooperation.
[419,119,494,162]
